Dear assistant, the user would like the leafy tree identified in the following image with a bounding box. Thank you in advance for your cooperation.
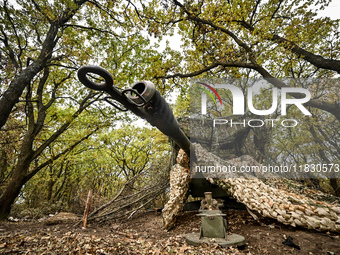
[0,0,88,129]
[103,125,170,178]
[0,0,166,218]
[154,0,340,120]
[17,123,172,216]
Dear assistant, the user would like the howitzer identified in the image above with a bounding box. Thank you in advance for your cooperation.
[77,65,191,155]
[77,66,229,199]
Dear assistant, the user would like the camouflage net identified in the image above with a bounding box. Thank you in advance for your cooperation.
[162,150,191,230]
[163,144,340,232]
[215,177,340,232]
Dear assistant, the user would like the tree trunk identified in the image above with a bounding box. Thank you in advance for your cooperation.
[0,125,35,218]
[0,167,28,219]
[0,149,7,182]
[0,62,44,129]
[0,127,96,219]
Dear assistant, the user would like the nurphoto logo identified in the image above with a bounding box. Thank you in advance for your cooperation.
[200,82,311,116]
[189,78,340,179]
[197,80,311,128]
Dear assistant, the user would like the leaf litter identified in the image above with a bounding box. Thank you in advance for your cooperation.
[0,210,339,254]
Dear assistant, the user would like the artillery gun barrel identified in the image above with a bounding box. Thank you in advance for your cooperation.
[77,66,191,155]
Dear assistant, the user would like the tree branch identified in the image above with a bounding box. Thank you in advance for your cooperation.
[156,61,258,79]
[250,0,261,25]
[0,27,19,69]
[32,91,99,160]
[24,128,98,182]
[63,24,120,38]
[237,20,340,74]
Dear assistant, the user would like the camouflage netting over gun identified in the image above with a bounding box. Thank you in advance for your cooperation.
[163,143,340,232]
[162,149,191,230]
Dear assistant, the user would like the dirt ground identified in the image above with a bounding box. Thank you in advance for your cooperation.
[0,209,339,254]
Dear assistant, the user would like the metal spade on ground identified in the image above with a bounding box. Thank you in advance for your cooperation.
[185,192,246,247]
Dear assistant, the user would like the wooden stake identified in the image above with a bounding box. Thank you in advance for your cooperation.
[82,189,93,228]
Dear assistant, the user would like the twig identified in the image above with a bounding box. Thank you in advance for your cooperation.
[82,189,93,228]
[127,197,155,220]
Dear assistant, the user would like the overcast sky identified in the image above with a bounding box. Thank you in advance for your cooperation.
[318,1,339,19]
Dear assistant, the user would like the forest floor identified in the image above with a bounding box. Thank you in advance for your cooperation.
[1,209,340,255]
